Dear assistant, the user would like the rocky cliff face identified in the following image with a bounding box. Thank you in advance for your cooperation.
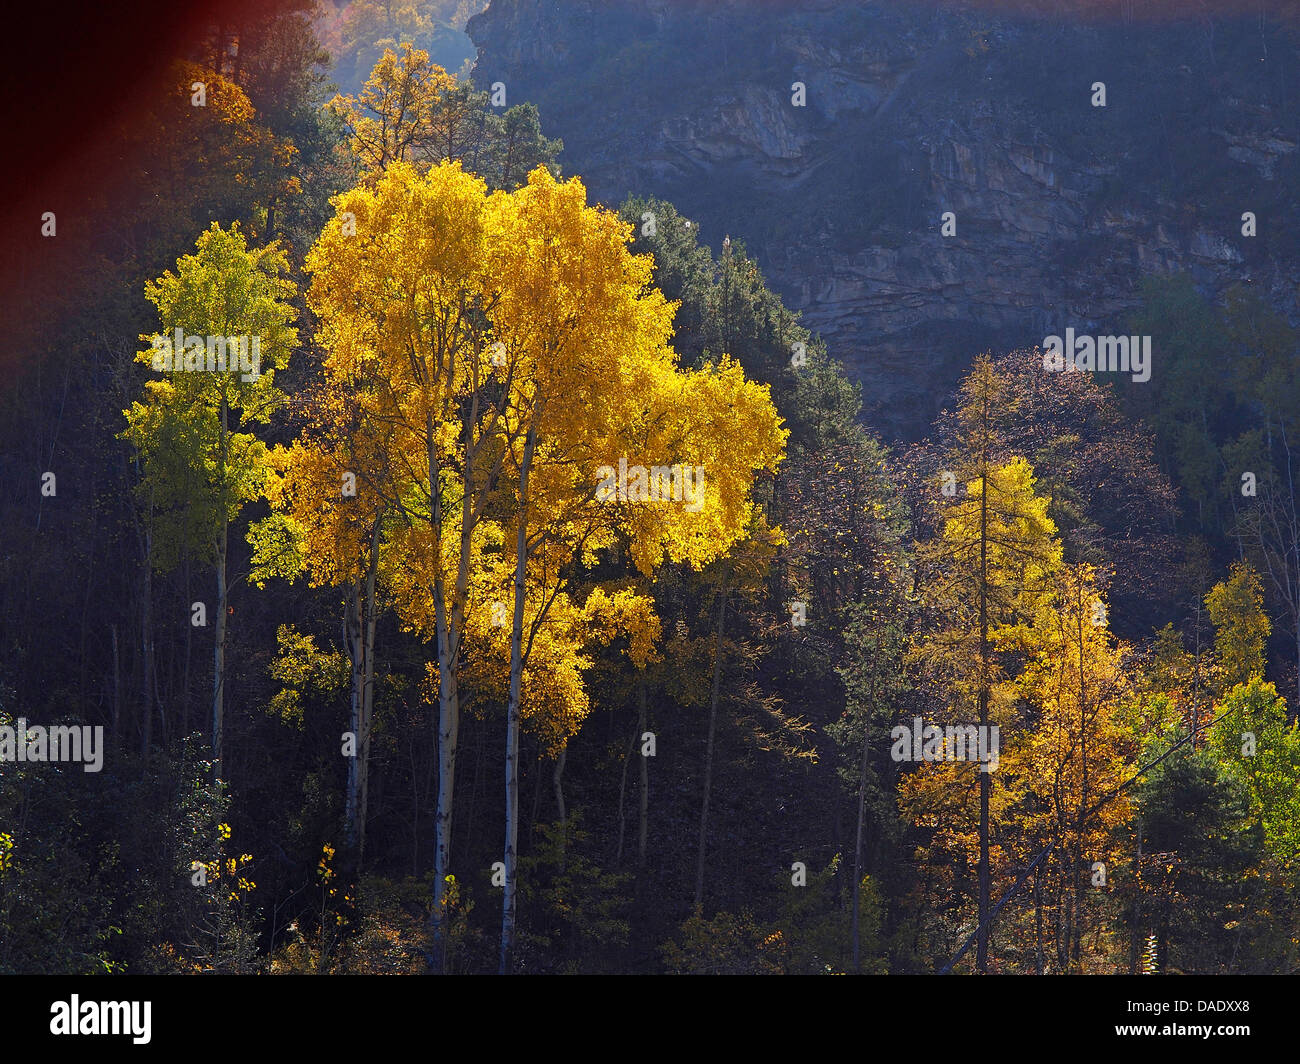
[468,0,1300,437]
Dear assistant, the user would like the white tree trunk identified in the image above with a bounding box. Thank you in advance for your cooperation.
[501,425,536,974]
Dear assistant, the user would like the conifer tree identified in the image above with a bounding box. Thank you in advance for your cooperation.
[911,357,1062,971]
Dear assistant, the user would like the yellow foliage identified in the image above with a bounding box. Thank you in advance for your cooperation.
[301,158,785,755]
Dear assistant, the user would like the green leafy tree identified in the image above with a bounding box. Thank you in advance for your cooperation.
[121,222,298,780]
[1205,563,1271,692]
[1209,679,1300,866]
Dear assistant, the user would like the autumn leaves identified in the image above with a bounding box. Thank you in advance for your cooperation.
[125,153,787,971]
[304,160,785,969]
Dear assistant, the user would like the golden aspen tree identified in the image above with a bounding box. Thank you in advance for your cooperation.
[330,42,559,191]
[248,386,394,860]
[304,159,503,971]
[481,167,787,971]
[329,44,459,170]
[461,564,662,872]
[304,159,784,973]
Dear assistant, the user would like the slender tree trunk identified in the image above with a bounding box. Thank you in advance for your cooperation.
[976,446,991,973]
[616,714,637,865]
[1070,843,1085,971]
[212,22,227,74]
[429,385,484,969]
[181,546,192,742]
[345,585,363,851]
[153,649,166,749]
[501,425,537,974]
[465,715,485,867]
[638,679,649,871]
[1130,823,1143,974]
[410,738,421,876]
[530,746,542,836]
[111,625,121,743]
[1034,862,1045,974]
[431,628,460,971]
[694,577,729,910]
[213,520,227,783]
[851,715,870,972]
[553,745,567,872]
[1074,577,1090,972]
[430,446,462,974]
[358,522,380,864]
[212,398,229,785]
[1056,878,1069,970]
[140,526,154,758]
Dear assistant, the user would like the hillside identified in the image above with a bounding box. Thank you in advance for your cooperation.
[469,0,1300,436]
